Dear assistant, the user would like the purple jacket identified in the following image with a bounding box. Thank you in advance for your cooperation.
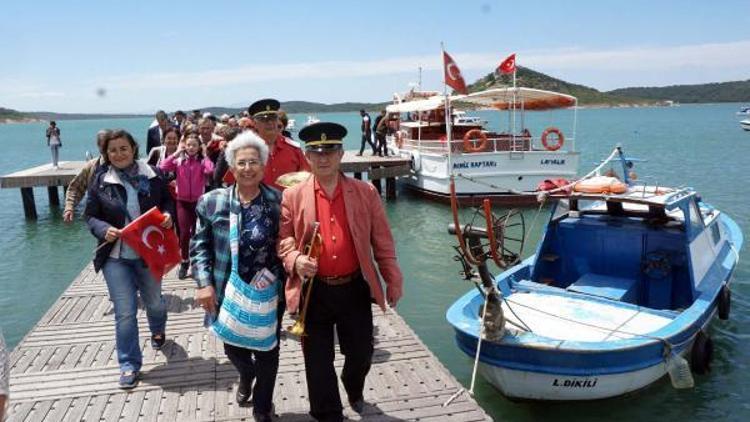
[159,154,214,202]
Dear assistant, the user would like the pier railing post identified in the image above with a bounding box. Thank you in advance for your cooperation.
[386,177,397,200]
[47,186,60,207]
[21,188,37,219]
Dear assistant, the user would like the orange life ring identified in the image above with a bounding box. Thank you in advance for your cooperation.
[463,129,488,153]
[573,176,627,194]
[541,127,564,151]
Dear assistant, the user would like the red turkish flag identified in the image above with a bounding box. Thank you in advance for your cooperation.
[443,51,468,95]
[120,207,181,281]
[497,53,516,75]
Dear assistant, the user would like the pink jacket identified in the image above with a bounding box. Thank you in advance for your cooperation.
[279,175,404,313]
[159,154,214,202]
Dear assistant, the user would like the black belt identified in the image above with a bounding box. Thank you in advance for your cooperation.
[316,270,361,286]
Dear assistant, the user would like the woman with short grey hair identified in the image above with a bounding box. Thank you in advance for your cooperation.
[190,129,283,422]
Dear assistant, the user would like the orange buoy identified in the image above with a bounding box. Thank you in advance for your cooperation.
[463,129,489,153]
[541,127,564,151]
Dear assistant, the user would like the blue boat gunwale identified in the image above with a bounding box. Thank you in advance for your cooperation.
[446,208,742,376]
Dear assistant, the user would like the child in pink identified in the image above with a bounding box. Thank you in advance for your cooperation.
[159,135,214,278]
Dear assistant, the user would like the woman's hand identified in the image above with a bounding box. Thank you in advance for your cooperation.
[295,255,318,279]
[195,285,217,314]
[104,226,121,242]
[160,212,173,229]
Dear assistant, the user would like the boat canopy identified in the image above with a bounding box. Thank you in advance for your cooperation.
[454,87,577,111]
[386,87,577,113]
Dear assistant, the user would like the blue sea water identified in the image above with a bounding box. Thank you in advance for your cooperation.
[0,104,748,421]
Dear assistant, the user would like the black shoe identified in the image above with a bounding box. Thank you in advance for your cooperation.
[151,333,165,350]
[236,379,251,405]
[178,262,189,279]
[253,411,273,422]
[349,398,365,414]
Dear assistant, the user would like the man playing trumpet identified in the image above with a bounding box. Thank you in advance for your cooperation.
[279,122,403,422]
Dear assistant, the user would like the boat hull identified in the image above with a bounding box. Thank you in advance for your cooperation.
[395,148,579,203]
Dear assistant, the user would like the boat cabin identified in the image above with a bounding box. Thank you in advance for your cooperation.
[530,187,725,311]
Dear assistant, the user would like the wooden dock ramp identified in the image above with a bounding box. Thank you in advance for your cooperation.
[6,265,491,421]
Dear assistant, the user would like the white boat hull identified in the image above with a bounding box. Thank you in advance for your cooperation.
[395,148,579,196]
[741,119,750,131]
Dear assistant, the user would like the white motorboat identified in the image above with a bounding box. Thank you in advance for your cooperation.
[386,87,580,204]
[305,115,320,126]
[736,106,750,115]
[741,119,750,131]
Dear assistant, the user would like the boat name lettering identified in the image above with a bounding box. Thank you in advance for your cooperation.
[552,378,598,388]
[452,161,498,169]
[540,159,566,165]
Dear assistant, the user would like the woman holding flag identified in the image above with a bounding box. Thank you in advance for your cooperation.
[190,130,285,422]
[84,129,176,389]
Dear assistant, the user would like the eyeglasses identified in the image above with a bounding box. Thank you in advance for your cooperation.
[235,160,262,168]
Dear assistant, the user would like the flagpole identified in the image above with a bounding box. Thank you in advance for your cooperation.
[511,61,517,145]
[441,42,453,175]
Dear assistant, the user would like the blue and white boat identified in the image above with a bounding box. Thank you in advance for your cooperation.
[446,148,743,400]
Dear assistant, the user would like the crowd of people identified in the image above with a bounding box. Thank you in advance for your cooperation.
[53,100,403,422]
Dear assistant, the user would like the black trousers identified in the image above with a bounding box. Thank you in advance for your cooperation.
[375,132,388,156]
[358,131,376,155]
[302,275,374,422]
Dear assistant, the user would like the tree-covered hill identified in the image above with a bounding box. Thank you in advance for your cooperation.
[607,80,750,103]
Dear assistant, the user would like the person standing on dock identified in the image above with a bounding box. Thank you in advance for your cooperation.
[63,129,111,223]
[373,109,389,157]
[191,131,285,422]
[45,121,62,169]
[248,99,309,191]
[357,109,376,156]
[279,122,404,422]
[84,129,175,389]
[0,328,8,420]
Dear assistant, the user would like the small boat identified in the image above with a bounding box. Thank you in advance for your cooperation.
[736,106,750,115]
[386,86,579,204]
[445,148,742,400]
[286,118,297,133]
[741,119,750,131]
[305,115,320,126]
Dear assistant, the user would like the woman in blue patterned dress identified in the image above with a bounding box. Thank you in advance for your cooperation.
[190,131,285,422]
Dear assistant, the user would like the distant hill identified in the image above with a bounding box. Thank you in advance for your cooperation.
[465,67,654,106]
[0,107,41,123]
[607,80,750,103]
[27,111,147,121]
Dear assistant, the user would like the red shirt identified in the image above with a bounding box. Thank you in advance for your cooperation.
[314,178,359,277]
[263,136,310,190]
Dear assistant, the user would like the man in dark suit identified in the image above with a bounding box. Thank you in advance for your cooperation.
[146,110,171,154]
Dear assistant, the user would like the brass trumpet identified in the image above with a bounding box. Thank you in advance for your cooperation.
[287,222,322,337]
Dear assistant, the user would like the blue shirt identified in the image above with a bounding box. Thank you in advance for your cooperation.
[238,194,281,283]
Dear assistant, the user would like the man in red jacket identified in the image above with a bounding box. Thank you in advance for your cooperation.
[279,122,403,422]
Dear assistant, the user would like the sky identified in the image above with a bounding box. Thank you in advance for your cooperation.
[1,0,749,113]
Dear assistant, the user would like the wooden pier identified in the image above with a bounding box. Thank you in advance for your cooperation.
[5,265,490,421]
[0,152,412,220]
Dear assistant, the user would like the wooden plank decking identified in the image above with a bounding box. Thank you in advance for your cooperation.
[6,265,491,421]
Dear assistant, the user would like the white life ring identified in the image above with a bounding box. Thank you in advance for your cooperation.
[410,151,421,172]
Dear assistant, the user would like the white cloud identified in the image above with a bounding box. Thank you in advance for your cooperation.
[95,39,750,92]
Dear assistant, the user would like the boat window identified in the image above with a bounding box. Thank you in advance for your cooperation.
[687,199,705,236]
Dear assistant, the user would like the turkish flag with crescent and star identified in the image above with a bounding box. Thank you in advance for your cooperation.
[120,206,181,281]
[442,51,468,95]
[497,53,516,75]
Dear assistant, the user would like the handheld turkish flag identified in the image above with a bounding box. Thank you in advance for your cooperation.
[497,53,516,75]
[443,51,468,95]
[120,207,181,281]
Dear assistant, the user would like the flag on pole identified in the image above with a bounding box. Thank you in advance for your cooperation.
[497,53,516,75]
[120,206,181,281]
[443,51,468,95]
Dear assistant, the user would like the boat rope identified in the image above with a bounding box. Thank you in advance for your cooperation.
[502,296,533,332]
[455,173,525,195]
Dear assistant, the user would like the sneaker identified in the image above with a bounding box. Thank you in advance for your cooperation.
[119,370,140,389]
[178,261,189,279]
[151,333,165,350]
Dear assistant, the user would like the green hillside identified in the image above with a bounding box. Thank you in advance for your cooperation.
[465,67,652,106]
[0,107,26,120]
[607,80,750,103]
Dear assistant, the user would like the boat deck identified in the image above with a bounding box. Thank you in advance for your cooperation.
[6,265,490,421]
